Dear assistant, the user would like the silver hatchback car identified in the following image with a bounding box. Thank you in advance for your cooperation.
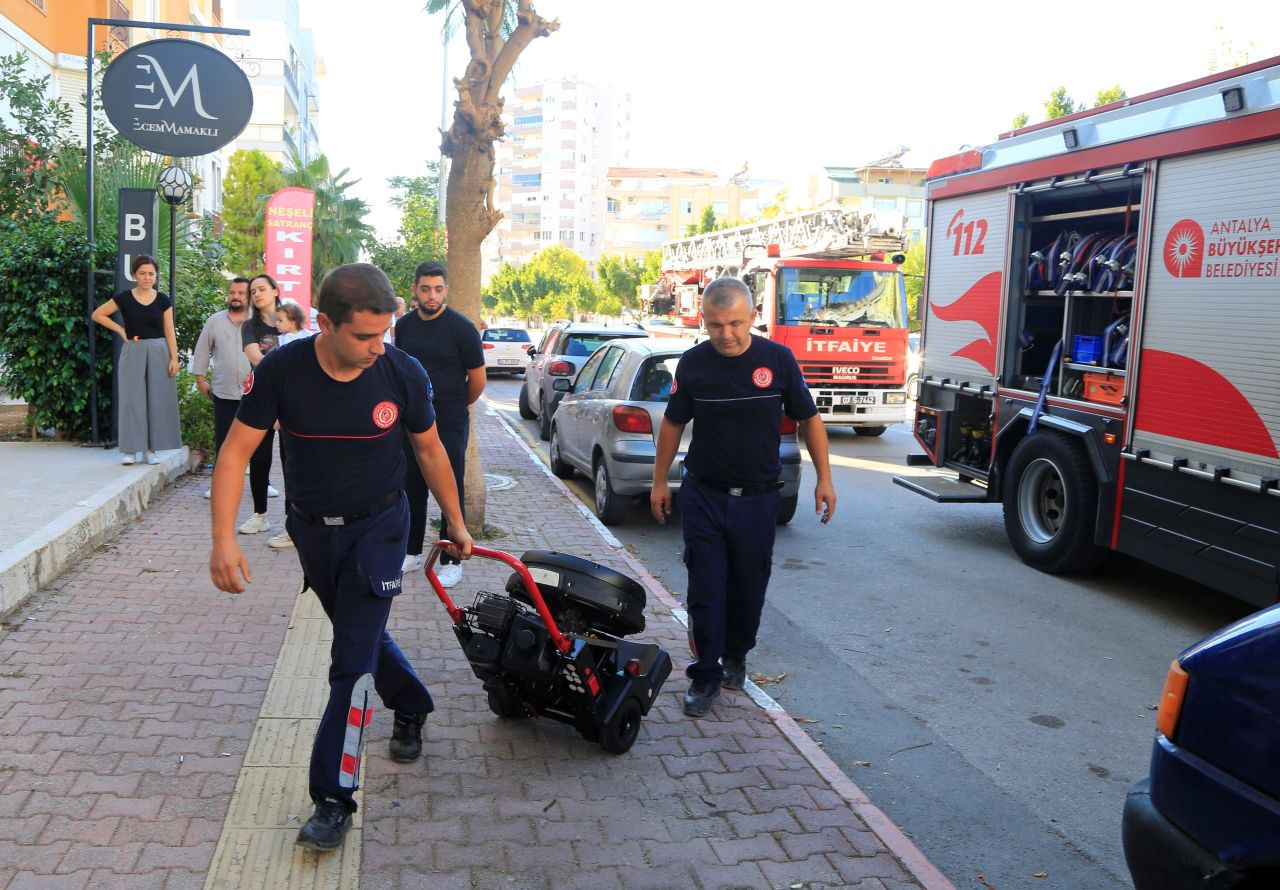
[547,338,804,525]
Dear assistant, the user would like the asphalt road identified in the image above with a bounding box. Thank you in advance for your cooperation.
[481,374,1254,889]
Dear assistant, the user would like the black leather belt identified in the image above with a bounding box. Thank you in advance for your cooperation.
[687,472,783,497]
[291,490,400,526]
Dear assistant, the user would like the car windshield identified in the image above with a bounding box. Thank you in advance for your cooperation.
[629,355,681,402]
[483,328,531,342]
[778,267,907,328]
[563,332,639,357]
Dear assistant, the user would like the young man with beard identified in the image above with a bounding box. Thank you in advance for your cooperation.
[192,277,252,498]
[394,261,485,589]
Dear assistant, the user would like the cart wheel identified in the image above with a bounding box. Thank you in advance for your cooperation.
[599,698,642,755]
[487,686,529,719]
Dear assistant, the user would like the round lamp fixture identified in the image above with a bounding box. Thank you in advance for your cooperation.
[157,165,193,207]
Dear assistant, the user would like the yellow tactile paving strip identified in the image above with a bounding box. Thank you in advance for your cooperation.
[203,587,361,890]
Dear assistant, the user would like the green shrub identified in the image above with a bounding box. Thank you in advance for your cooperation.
[175,369,215,456]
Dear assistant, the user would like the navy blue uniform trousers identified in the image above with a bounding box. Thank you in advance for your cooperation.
[679,475,781,682]
[403,414,468,565]
[287,495,434,812]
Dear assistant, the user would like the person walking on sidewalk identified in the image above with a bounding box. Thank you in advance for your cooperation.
[650,278,836,718]
[91,254,181,465]
[394,261,485,589]
[209,263,473,853]
[192,277,252,498]
[240,274,284,542]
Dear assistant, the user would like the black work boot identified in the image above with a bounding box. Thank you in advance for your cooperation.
[682,678,720,718]
[721,657,747,691]
[389,711,425,763]
[296,798,352,852]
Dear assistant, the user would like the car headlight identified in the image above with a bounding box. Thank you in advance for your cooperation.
[884,392,907,405]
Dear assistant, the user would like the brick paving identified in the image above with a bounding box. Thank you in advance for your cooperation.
[0,399,949,889]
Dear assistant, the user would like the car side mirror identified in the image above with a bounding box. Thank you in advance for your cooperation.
[527,346,537,357]
[552,378,572,393]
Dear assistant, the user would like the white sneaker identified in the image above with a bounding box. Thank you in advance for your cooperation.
[436,563,463,589]
[238,514,271,534]
[121,453,135,465]
[267,485,280,498]
[202,488,211,499]
[145,451,160,465]
[267,530,294,549]
[401,554,424,573]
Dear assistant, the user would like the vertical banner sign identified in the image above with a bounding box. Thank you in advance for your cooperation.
[264,187,316,324]
[112,188,158,443]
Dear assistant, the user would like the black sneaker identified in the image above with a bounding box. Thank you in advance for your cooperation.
[682,678,720,718]
[721,657,747,691]
[389,711,425,763]
[296,798,352,852]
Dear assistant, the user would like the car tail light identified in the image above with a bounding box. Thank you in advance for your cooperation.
[613,405,652,434]
[482,343,494,349]
[548,360,574,376]
[780,414,797,434]
[1156,659,1189,739]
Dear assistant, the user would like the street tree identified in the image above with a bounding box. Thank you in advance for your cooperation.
[1094,84,1126,106]
[685,204,718,236]
[901,240,925,331]
[221,149,285,274]
[1045,86,1083,120]
[281,150,374,293]
[367,168,447,297]
[484,245,598,322]
[426,0,558,532]
[596,253,646,309]
[1011,111,1030,130]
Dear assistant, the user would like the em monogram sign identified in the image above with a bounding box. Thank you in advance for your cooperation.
[101,38,253,157]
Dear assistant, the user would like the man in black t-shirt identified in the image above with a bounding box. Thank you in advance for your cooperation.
[210,264,473,853]
[394,261,485,589]
[651,278,837,718]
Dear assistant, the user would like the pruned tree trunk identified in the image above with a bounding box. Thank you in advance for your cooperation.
[441,0,557,534]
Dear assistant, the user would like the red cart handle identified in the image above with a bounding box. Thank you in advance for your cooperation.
[426,542,572,655]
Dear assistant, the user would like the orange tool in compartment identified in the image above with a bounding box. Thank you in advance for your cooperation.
[1083,371,1125,406]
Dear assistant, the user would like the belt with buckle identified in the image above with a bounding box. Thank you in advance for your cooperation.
[688,472,783,497]
[292,490,400,526]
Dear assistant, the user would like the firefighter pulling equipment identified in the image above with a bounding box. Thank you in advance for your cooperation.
[656,207,913,429]
[895,55,1280,607]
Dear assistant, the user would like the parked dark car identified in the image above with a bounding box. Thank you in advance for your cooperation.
[519,321,648,440]
[1122,604,1280,889]
[547,338,803,525]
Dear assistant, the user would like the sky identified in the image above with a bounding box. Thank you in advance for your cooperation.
[302,1,1280,241]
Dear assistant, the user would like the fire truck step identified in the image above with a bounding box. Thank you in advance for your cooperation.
[892,474,990,503]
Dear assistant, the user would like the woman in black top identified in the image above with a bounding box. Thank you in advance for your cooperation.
[91,253,181,465]
[238,274,285,540]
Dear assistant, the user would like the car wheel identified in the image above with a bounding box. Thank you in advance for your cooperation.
[907,373,920,401]
[517,384,536,420]
[548,425,575,479]
[1002,432,1108,574]
[599,697,643,755]
[593,459,625,525]
[538,395,553,441]
[854,425,889,437]
[776,494,798,526]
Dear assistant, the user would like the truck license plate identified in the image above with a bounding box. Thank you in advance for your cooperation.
[837,395,878,406]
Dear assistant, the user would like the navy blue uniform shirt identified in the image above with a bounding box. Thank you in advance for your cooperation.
[236,337,436,515]
[394,307,484,420]
[665,336,817,487]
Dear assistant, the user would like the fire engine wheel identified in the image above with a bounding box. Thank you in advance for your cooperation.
[776,494,798,525]
[854,425,889,437]
[594,460,626,526]
[1002,433,1108,574]
[548,425,575,479]
[599,697,643,755]
[538,395,553,441]
[517,384,536,420]
[486,685,529,720]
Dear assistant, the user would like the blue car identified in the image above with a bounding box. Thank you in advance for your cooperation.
[1123,605,1280,889]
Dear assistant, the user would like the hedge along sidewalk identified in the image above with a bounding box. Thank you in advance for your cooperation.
[349,399,955,890]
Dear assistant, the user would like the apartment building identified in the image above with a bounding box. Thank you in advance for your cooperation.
[483,75,631,280]
[603,167,759,254]
[805,160,927,245]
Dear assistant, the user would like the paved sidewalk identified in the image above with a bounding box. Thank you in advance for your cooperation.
[0,398,952,889]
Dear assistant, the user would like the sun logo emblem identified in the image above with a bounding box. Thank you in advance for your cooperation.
[1163,219,1204,278]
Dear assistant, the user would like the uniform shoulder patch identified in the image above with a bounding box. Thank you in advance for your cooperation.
[242,370,254,395]
[372,400,399,429]
[752,367,773,388]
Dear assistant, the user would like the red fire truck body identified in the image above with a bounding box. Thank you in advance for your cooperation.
[895,57,1280,606]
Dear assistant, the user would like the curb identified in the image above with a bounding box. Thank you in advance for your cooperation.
[0,446,188,616]
[486,401,956,890]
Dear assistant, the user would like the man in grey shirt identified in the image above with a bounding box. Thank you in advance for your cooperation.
[192,278,253,497]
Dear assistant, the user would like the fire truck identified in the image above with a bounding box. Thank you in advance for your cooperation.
[894,57,1280,606]
[658,208,912,433]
